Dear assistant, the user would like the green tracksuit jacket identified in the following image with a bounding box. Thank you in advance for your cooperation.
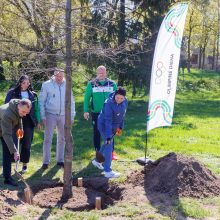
[84,78,117,113]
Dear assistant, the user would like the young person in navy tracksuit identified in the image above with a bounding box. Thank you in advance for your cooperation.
[92,87,128,178]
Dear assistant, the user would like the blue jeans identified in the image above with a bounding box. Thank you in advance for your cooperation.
[99,131,113,172]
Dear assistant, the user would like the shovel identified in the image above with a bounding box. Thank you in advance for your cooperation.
[96,133,116,163]
[14,129,33,204]
[96,150,105,163]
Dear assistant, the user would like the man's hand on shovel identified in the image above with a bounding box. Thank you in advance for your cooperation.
[14,151,20,162]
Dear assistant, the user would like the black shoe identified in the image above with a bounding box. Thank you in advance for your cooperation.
[4,177,18,187]
[41,164,49,170]
[21,165,28,174]
[57,162,64,167]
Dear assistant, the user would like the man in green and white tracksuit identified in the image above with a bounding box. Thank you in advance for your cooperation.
[83,66,117,155]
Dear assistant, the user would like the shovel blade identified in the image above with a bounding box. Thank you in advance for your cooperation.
[14,169,33,204]
[96,151,105,163]
[136,157,153,166]
[24,187,33,204]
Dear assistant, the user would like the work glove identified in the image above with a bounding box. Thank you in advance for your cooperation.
[16,129,24,139]
[106,138,111,145]
[116,128,122,137]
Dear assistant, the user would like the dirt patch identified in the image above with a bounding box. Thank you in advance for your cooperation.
[0,196,14,219]
[33,177,123,210]
[0,204,14,219]
[127,152,220,198]
[0,178,124,219]
[0,190,22,219]
[1,153,220,219]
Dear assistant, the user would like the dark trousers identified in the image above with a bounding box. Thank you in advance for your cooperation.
[13,118,34,163]
[1,137,13,179]
[92,112,101,151]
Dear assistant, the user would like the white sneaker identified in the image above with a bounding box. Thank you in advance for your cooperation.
[104,171,120,178]
[92,160,104,170]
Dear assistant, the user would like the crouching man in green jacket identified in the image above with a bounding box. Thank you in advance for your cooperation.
[0,99,31,186]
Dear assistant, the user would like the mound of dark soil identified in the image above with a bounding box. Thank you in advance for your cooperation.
[127,152,220,198]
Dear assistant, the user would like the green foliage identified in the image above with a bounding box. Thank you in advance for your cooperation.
[179,79,219,91]
[178,68,220,92]
[184,0,219,70]
[175,198,211,218]
[0,80,14,92]
[0,0,180,92]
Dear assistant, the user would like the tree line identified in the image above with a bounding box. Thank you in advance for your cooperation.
[0,0,219,95]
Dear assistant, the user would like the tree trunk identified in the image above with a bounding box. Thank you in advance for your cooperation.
[187,32,191,73]
[62,0,73,199]
[9,59,16,81]
[198,47,202,69]
[132,82,136,98]
[216,0,220,71]
[216,37,219,71]
[212,36,216,70]
[117,0,125,86]
[187,11,194,74]
[202,48,206,69]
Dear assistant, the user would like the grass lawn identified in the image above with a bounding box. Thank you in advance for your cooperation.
[0,69,220,219]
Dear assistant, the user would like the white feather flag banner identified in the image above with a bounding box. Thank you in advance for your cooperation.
[147,3,188,133]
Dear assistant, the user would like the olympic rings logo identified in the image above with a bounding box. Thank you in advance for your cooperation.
[155,61,166,84]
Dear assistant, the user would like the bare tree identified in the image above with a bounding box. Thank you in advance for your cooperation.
[62,0,73,199]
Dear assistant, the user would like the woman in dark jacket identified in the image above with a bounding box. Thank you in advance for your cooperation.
[5,75,40,173]
[92,87,128,178]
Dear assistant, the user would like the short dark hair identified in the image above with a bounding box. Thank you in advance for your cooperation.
[115,86,126,96]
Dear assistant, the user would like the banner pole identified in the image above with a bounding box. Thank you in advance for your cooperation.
[136,130,152,165]
[145,131,148,161]
[137,3,188,166]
